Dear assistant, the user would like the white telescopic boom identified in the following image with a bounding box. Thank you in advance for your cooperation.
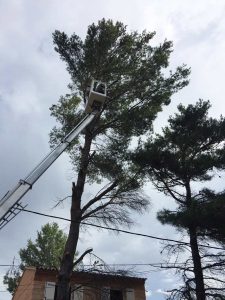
[0,79,107,230]
[0,112,96,229]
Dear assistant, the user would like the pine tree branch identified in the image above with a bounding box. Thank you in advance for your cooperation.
[81,198,116,221]
[152,169,185,204]
[73,248,93,267]
[80,180,118,214]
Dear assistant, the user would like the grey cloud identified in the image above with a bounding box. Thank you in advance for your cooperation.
[1,1,225,299]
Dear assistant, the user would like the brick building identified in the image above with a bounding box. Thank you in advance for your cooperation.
[12,267,146,300]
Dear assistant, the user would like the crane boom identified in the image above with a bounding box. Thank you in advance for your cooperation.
[0,79,107,230]
[0,112,96,229]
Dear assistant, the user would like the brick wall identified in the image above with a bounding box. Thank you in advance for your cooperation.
[13,267,146,300]
[13,267,37,300]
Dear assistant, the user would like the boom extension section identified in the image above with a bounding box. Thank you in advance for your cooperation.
[0,80,106,230]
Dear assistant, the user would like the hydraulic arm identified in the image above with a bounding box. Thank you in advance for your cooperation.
[0,80,106,230]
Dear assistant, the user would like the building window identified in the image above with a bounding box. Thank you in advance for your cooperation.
[101,287,124,300]
[110,289,123,300]
[45,282,55,300]
[126,288,135,300]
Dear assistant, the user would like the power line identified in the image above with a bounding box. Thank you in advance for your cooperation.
[16,207,225,251]
[0,265,15,267]
[0,263,192,267]
[0,261,220,268]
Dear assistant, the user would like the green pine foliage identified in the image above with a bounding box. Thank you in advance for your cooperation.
[49,19,190,185]
[133,100,225,186]
[158,189,225,245]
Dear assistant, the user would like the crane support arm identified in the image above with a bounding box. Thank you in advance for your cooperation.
[0,112,96,229]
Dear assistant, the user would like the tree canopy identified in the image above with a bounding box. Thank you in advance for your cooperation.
[50,19,190,190]
[132,100,225,189]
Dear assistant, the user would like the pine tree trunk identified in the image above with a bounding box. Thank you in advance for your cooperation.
[185,181,205,300]
[55,185,81,300]
[55,131,93,300]
[189,226,206,300]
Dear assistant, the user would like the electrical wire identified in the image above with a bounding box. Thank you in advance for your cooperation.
[15,207,225,251]
[0,261,220,268]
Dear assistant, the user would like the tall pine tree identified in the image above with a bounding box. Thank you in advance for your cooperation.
[132,100,225,299]
[50,19,190,299]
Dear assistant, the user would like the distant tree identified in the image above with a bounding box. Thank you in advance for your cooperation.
[132,100,225,299]
[50,18,190,299]
[3,222,67,294]
[3,268,20,295]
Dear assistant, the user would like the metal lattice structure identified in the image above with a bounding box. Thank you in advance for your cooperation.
[0,202,27,230]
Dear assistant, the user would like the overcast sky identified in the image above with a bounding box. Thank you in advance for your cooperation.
[1,1,225,299]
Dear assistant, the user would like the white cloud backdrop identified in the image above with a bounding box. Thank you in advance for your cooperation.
[0,1,225,299]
